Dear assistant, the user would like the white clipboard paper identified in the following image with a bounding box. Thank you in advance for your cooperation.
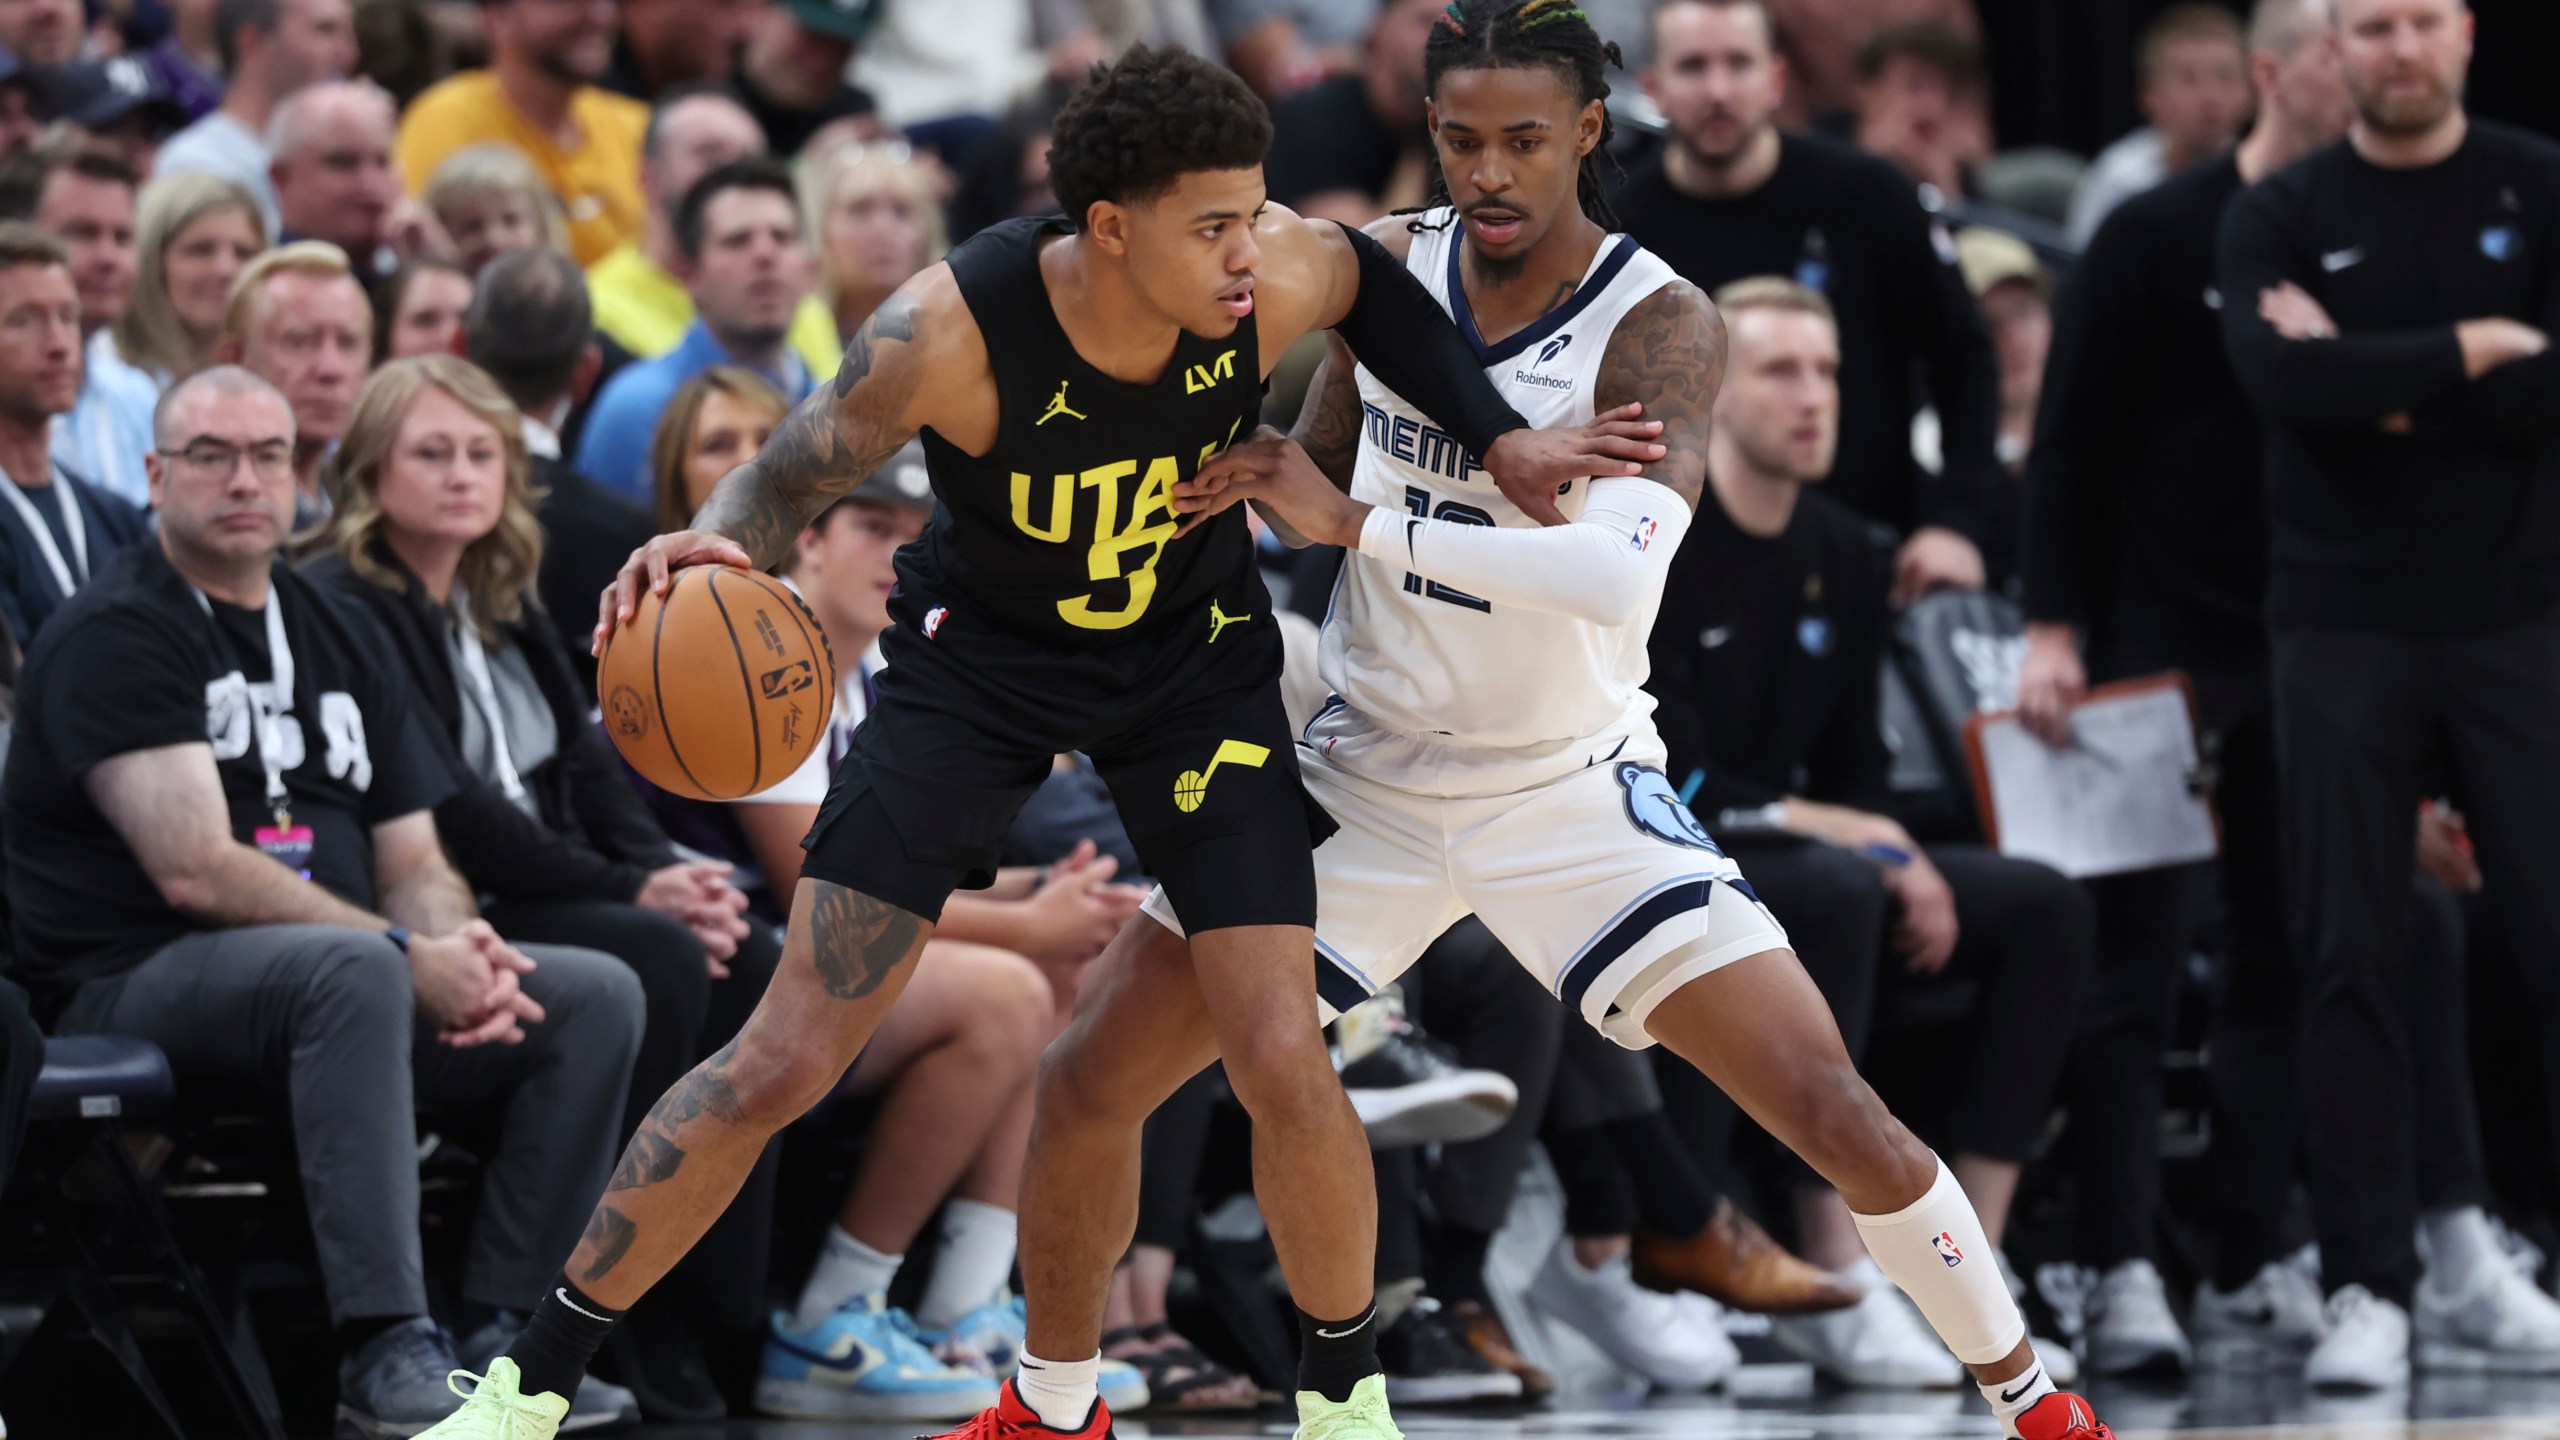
[1962,674,2220,880]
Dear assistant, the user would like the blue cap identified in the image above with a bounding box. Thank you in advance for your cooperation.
[36,57,185,130]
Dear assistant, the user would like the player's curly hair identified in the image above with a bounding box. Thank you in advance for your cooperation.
[1047,45,1274,230]
[1412,0,1626,232]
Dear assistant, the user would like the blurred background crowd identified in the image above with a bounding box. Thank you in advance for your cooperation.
[0,0,2555,1432]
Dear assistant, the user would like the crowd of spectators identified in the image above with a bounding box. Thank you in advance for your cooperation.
[0,0,2553,1430]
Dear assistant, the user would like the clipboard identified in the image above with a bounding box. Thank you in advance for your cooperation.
[1960,672,2221,879]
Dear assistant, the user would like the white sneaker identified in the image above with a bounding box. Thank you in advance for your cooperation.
[1771,1260,1964,1389]
[1664,1291,1744,1392]
[2416,1252,2560,1374]
[2305,1286,2412,1391]
[1524,1239,1736,1391]
[2083,1260,2190,1378]
[2193,1260,2328,1369]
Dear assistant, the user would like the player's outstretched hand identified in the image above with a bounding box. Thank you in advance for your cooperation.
[595,530,756,656]
[1479,404,1665,526]
[1179,427,1369,546]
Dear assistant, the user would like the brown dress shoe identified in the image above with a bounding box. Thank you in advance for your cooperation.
[1445,1300,1554,1399]
[1632,1200,1865,1315]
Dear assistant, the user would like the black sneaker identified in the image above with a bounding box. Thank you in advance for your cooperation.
[1334,993,1517,1149]
[1378,1297,1525,1407]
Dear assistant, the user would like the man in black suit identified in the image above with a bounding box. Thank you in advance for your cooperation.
[463,247,656,702]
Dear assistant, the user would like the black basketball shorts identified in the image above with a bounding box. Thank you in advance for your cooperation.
[801,572,1331,932]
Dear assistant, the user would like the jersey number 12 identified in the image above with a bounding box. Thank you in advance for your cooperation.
[1402,486,1493,613]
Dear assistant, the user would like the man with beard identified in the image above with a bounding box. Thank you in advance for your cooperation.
[395,0,648,265]
[1614,0,2000,605]
[2218,0,2560,1388]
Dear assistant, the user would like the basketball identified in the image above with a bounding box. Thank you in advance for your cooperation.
[597,565,838,801]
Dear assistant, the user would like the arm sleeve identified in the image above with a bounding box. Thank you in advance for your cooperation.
[2020,212,2145,627]
[1354,477,1690,625]
[2217,188,2469,429]
[2437,165,2560,440]
[1330,223,1527,458]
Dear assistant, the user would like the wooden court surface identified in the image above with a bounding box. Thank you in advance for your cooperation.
[671,1374,2560,1439]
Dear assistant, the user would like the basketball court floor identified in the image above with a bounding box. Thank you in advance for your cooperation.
[657,1378,2560,1439]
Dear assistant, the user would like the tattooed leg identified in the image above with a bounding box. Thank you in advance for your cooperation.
[563,878,936,1308]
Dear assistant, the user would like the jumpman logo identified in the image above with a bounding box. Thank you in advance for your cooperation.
[1036,380,1087,426]
[1208,600,1251,643]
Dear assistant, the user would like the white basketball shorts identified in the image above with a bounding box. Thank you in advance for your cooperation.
[1141,707,1794,1049]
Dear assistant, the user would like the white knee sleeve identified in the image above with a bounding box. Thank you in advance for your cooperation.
[1851,1154,2025,1366]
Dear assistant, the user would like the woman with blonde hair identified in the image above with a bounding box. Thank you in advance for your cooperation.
[304,353,786,1419]
[803,139,946,340]
[115,171,267,384]
[422,142,573,274]
[647,364,788,533]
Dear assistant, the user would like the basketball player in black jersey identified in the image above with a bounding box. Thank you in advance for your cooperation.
[410,45,1664,1440]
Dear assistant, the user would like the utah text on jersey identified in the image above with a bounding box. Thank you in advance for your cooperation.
[1007,413,1245,630]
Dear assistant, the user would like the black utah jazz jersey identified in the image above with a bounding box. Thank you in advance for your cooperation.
[905,216,1267,649]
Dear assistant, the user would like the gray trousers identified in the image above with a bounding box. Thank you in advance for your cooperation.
[57,925,643,1323]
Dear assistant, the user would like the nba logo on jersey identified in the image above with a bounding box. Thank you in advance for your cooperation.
[924,606,949,639]
[1933,1232,1965,1267]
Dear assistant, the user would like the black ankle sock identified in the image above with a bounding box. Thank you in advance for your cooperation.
[1295,1303,1382,1403]
[507,1276,624,1401]
[1607,1111,1716,1239]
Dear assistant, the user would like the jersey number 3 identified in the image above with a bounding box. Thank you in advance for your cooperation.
[1402,486,1492,613]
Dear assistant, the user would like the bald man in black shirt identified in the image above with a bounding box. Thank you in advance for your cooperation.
[2218,0,2560,1382]
[1617,0,2001,605]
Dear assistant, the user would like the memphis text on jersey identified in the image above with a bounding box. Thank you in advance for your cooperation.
[1362,401,1484,485]
[1007,413,1245,631]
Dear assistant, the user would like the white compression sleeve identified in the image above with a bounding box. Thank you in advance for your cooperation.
[1353,477,1692,625]
[1851,1154,2026,1366]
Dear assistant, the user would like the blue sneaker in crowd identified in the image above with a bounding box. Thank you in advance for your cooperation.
[918,1294,1153,1413]
[757,1294,999,1422]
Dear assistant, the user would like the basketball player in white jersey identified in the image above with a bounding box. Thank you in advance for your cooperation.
[928,3,2125,1437]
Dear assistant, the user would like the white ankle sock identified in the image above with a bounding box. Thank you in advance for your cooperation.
[1980,1351,2058,1437]
[791,1226,904,1331]
[918,1199,1020,1328]
[2423,1205,2502,1287]
[1850,1154,2027,1366]
[1015,1350,1101,1430]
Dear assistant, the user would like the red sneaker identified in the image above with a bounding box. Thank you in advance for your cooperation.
[2016,1391,2114,1440]
[924,1378,1114,1438]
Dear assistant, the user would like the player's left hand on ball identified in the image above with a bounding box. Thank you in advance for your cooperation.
[1480,405,1664,526]
[596,530,755,655]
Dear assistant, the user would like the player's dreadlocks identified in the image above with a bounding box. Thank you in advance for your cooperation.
[1412,0,1626,233]
[1046,45,1274,229]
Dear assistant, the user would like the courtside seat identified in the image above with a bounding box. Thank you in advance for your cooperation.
[28,1035,170,1124]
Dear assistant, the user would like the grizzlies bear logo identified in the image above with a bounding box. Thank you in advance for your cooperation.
[1616,763,1722,853]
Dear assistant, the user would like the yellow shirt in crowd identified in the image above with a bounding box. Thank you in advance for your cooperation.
[587,241,842,383]
[397,71,649,266]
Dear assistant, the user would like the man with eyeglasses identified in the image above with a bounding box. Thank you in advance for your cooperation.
[0,222,146,645]
[0,362,649,1435]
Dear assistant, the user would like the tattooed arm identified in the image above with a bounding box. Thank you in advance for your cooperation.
[593,270,971,652]
[1591,279,1725,513]
[1248,332,1366,549]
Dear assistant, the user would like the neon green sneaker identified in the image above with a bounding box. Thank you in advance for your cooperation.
[1293,1373,1404,1439]
[410,1357,571,1439]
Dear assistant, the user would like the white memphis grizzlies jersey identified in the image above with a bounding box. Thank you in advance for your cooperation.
[1320,208,1681,754]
